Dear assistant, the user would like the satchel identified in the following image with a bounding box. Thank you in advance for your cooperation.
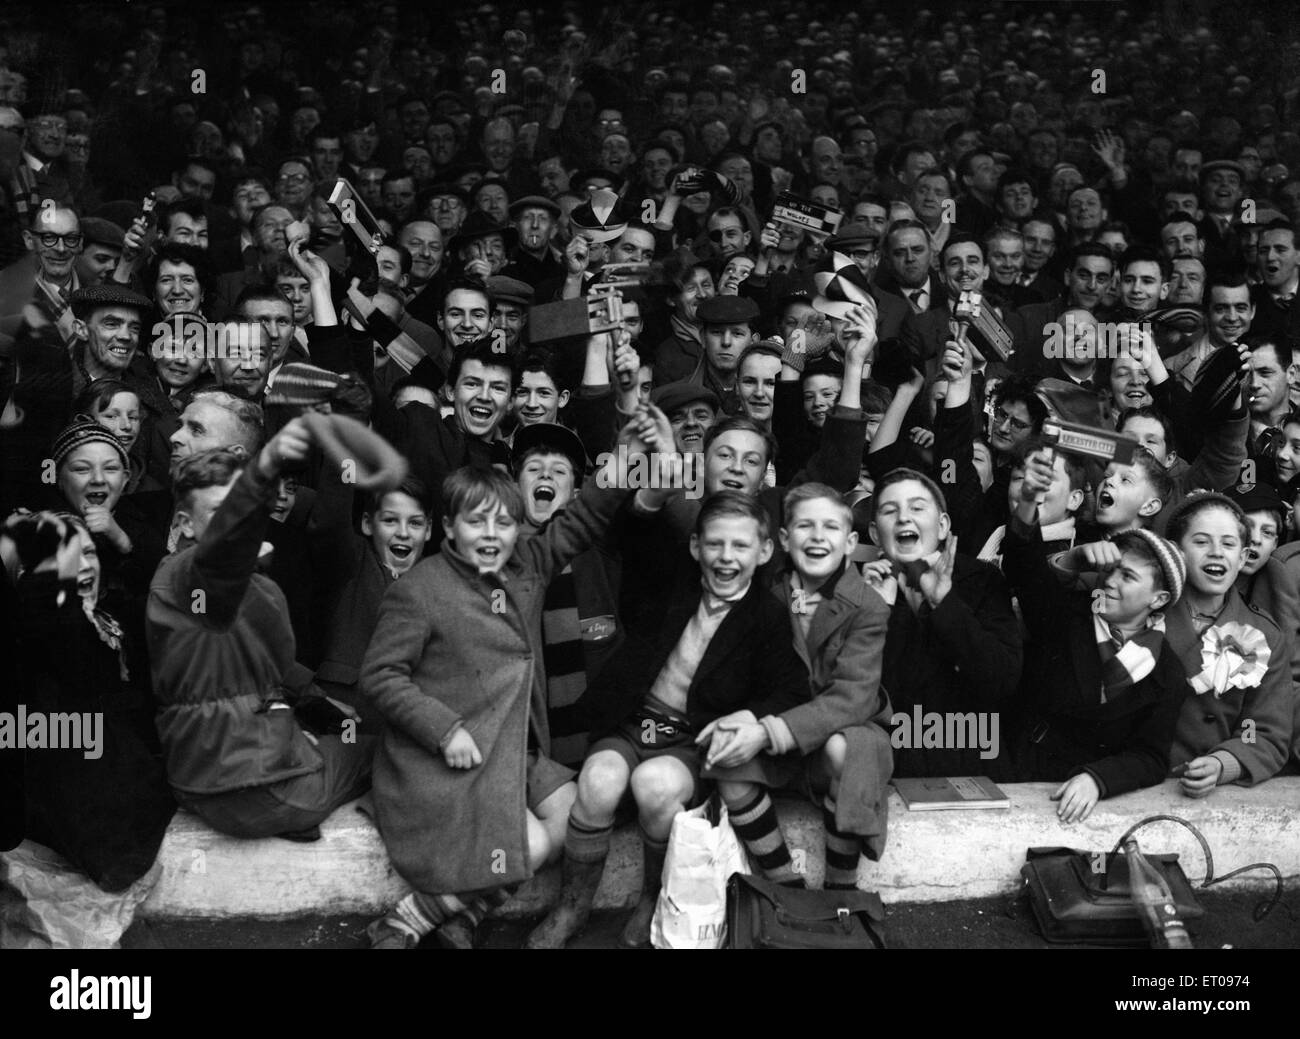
[725,873,887,949]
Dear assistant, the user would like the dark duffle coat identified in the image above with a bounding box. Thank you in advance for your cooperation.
[360,480,626,894]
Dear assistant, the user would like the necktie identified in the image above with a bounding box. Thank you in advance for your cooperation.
[908,289,925,312]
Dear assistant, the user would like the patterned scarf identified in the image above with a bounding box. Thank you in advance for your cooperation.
[82,596,130,682]
[1093,612,1165,703]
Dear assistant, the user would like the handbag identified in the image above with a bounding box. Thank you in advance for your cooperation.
[1020,846,1204,947]
[725,873,887,950]
[651,799,750,949]
[1020,811,1293,947]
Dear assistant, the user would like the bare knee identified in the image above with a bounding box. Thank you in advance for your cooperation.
[630,759,694,820]
[526,811,551,871]
[717,779,757,807]
[821,734,847,779]
[576,752,630,821]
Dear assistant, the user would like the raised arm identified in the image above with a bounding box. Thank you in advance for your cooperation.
[184,419,311,630]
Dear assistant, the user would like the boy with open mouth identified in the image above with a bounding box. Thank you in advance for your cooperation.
[360,406,671,950]
[1004,448,1189,823]
[703,482,894,890]
[861,465,1022,779]
[525,491,810,950]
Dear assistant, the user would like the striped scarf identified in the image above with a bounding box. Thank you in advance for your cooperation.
[1093,612,1165,703]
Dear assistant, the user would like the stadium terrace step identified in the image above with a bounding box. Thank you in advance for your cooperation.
[132,780,1300,920]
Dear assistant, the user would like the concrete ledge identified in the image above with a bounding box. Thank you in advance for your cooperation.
[131,779,1300,920]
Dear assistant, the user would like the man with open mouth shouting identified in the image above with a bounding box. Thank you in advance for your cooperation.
[378,324,515,539]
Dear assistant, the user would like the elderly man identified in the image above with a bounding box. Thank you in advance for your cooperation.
[502,194,562,288]
[487,274,533,355]
[397,218,444,296]
[481,117,538,197]
[808,136,845,193]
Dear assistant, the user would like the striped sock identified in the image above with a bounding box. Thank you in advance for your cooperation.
[457,885,517,927]
[730,789,799,886]
[565,814,613,863]
[388,890,455,939]
[822,796,861,890]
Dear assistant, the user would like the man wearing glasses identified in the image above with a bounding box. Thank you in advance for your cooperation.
[422,184,469,238]
[274,158,315,221]
[0,204,83,347]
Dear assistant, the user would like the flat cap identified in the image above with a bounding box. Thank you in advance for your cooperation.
[508,194,561,218]
[511,421,586,474]
[826,220,881,251]
[79,217,125,250]
[485,275,534,307]
[696,295,759,326]
[651,381,721,416]
[67,284,151,318]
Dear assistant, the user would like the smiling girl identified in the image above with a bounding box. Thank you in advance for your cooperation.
[1163,493,1295,796]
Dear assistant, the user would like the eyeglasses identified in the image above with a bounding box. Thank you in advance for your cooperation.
[277,172,310,185]
[34,232,83,249]
[993,409,1032,433]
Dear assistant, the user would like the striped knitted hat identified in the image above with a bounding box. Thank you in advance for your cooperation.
[265,363,342,407]
[52,417,130,470]
[1124,527,1186,603]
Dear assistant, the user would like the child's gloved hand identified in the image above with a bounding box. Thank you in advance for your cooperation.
[442,728,483,770]
[1051,772,1100,823]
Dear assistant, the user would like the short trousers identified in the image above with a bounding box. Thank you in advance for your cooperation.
[526,749,575,811]
[589,700,702,777]
[178,734,375,839]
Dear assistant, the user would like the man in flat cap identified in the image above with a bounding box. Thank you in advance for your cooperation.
[825,220,909,342]
[688,295,759,416]
[651,381,721,455]
[1199,159,1248,273]
[503,194,563,288]
[486,274,533,355]
[74,217,125,288]
[67,283,153,396]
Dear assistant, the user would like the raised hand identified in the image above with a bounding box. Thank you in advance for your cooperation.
[917,534,957,607]
[288,237,331,285]
[1092,130,1126,173]
[862,559,898,606]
